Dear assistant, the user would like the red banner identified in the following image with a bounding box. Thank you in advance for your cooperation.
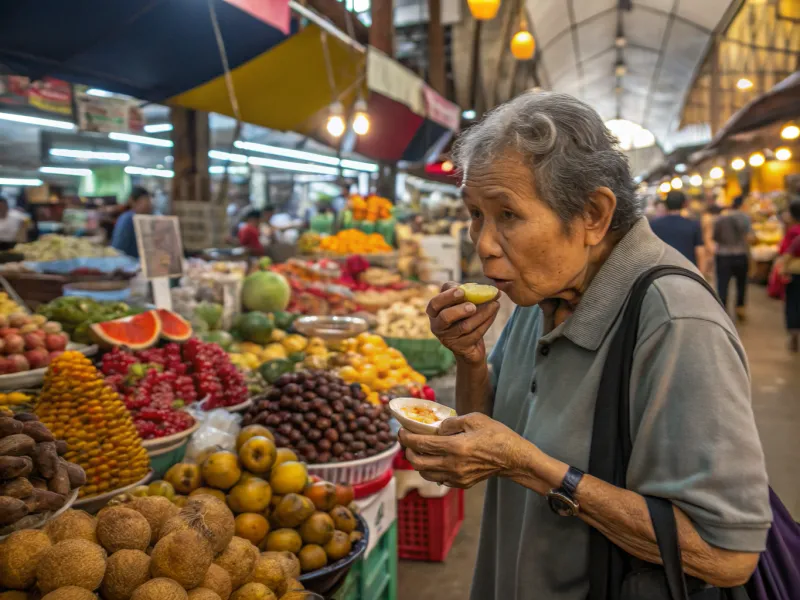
[0,75,73,116]
[224,0,290,34]
[422,85,460,132]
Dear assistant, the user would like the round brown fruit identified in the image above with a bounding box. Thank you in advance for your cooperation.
[238,436,277,475]
[303,481,337,512]
[329,505,356,534]
[298,512,335,546]
[190,487,227,503]
[129,495,180,544]
[0,529,51,590]
[187,589,222,600]
[44,509,97,544]
[131,578,188,600]
[227,477,272,514]
[100,549,151,600]
[271,493,315,528]
[36,539,107,594]
[150,530,214,590]
[214,536,259,589]
[164,463,203,495]
[298,544,327,573]
[247,554,289,597]
[96,506,151,554]
[237,425,276,450]
[262,551,300,580]
[202,452,242,490]
[323,530,352,561]
[161,495,235,555]
[234,513,270,546]
[269,461,308,495]
[263,528,303,554]
[41,588,97,600]
[201,563,232,600]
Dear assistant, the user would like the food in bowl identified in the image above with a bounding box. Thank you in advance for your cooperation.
[402,405,441,425]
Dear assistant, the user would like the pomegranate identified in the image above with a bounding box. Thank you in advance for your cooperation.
[7,354,29,373]
[24,333,45,350]
[8,313,28,328]
[24,348,50,369]
[0,328,19,338]
[42,321,63,334]
[0,357,13,374]
[45,333,68,352]
[4,334,24,355]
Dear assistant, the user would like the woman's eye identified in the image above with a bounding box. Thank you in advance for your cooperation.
[470,209,482,219]
[502,210,516,220]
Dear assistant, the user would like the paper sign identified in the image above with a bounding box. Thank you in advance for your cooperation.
[173,201,227,251]
[133,215,185,279]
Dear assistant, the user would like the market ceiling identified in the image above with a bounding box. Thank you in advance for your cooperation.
[451,0,737,145]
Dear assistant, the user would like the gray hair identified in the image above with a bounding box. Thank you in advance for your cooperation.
[452,91,642,232]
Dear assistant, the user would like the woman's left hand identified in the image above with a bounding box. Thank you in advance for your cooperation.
[399,413,525,488]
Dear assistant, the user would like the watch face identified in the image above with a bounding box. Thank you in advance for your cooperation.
[547,490,578,517]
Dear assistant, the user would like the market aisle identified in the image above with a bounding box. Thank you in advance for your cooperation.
[398,285,800,600]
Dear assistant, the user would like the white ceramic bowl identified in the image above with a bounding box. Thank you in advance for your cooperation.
[388,397,456,435]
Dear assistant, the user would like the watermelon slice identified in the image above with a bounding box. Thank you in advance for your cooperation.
[155,309,193,342]
[91,311,162,350]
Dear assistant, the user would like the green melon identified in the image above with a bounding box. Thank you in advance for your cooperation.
[238,312,275,345]
[241,271,291,313]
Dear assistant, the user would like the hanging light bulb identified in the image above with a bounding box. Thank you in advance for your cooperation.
[510,11,535,60]
[776,147,792,161]
[670,177,683,189]
[709,166,724,180]
[689,174,703,187]
[326,102,345,138]
[352,98,370,136]
[748,151,765,167]
[658,182,671,193]
[781,123,799,140]
[736,78,754,90]
[467,0,500,20]
[731,158,745,171]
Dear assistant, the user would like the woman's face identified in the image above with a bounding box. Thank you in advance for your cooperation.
[462,153,611,307]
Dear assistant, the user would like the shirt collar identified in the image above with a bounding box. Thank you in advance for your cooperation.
[560,217,666,351]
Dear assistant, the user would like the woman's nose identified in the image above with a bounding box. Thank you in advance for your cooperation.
[475,222,502,259]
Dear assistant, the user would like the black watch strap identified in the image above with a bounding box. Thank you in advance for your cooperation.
[561,466,584,497]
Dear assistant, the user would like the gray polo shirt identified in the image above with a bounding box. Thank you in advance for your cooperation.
[471,218,771,600]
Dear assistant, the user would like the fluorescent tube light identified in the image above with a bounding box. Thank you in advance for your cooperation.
[208,150,248,163]
[143,123,173,134]
[39,167,92,176]
[233,141,378,172]
[209,166,249,175]
[0,178,43,186]
[341,159,378,172]
[50,149,130,161]
[85,88,114,97]
[0,112,75,130]
[124,166,174,178]
[109,132,173,148]
[247,156,339,176]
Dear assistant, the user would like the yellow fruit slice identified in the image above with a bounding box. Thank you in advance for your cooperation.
[459,283,499,304]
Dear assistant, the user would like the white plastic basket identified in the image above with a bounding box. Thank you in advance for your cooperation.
[306,442,400,485]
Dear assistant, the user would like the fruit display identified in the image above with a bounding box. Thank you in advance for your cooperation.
[318,230,392,255]
[228,327,324,374]
[376,298,435,339]
[35,351,150,498]
[12,234,119,261]
[241,271,291,314]
[297,231,322,255]
[101,338,248,414]
[0,407,87,534]
[0,312,70,374]
[0,291,27,316]
[331,332,426,393]
[0,493,322,598]
[90,311,163,350]
[37,296,143,345]
[0,391,34,408]
[172,259,247,329]
[242,369,396,464]
[347,194,393,222]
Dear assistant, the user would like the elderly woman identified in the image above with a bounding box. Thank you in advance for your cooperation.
[400,92,771,599]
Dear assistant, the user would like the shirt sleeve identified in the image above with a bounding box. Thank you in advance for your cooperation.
[627,317,772,552]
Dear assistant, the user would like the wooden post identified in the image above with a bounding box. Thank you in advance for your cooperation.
[428,0,446,95]
[170,107,210,204]
[370,0,394,56]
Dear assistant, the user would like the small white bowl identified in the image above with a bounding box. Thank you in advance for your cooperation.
[388,397,456,435]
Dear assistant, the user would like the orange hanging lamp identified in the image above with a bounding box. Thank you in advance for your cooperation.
[468,0,501,20]
[510,13,535,60]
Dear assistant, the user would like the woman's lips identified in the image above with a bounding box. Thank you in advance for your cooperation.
[489,278,512,292]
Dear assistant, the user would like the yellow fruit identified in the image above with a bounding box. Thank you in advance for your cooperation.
[202,452,242,490]
[281,335,307,354]
[459,283,498,304]
[260,344,287,361]
[269,461,308,495]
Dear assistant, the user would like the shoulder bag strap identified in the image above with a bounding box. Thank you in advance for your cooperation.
[646,496,691,600]
[588,266,721,600]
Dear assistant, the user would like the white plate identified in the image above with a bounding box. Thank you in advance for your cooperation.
[0,488,80,540]
[73,470,153,514]
[388,397,455,435]
[141,419,201,450]
[0,343,98,390]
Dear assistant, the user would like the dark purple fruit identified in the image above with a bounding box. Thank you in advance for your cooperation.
[268,401,281,412]
[254,413,268,424]
[292,397,304,411]
[242,415,253,426]
[307,428,322,442]
[299,420,311,433]
[332,400,345,413]
[284,383,301,395]
[336,421,347,434]
[316,385,330,397]
[344,410,356,422]
[305,412,318,423]
[354,404,367,417]
[257,400,269,411]
[304,379,316,391]
[341,432,354,444]
[377,421,390,432]
[278,423,293,436]
[377,431,389,443]
[295,371,306,383]
[324,429,339,443]
[289,429,304,443]
[366,448,377,457]
[274,434,290,447]
[355,416,370,428]
[316,417,331,431]
[365,434,378,447]
[354,430,367,442]
[348,421,359,433]
[319,406,333,418]
[366,424,377,435]
[350,441,366,452]
[291,413,305,426]
[304,447,319,462]
[331,413,342,425]
[267,388,281,400]
[279,395,293,409]
[332,443,345,457]
[266,413,281,426]
[379,411,390,421]
[341,452,354,461]
[312,398,327,411]
[276,373,295,387]
[317,438,332,452]
[353,451,366,459]
[303,391,317,401]
[300,401,312,413]
[328,391,341,402]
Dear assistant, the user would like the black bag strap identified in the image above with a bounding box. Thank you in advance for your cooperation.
[646,496,690,600]
[588,265,721,600]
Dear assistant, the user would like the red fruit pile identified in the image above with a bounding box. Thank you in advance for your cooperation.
[0,313,69,374]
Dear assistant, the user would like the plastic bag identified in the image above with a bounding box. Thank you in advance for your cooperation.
[183,409,241,463]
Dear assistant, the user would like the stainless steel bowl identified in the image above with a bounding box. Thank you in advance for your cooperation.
[293,315,369,341]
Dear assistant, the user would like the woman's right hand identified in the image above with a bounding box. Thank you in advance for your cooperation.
[427,282,501,366]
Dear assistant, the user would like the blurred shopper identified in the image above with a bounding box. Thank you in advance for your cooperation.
[714,195,752,320]
[0,196,29,250]
[777,200,800,351]
[650,191,706,273]
[237,209,264,255]
[111,187,153,258]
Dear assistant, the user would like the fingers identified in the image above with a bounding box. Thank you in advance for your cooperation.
[440,281,460,292]
[399,429,460,456]
[427,285,465,319]
[438,415,466,436]
[435,300,499,337]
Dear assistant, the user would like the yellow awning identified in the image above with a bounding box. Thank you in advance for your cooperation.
[169,24,364,134]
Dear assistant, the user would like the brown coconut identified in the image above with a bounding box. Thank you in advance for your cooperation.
[160,496,234,555]
[0,529,52,589]
[130,578,188,600]
[128,496,179,544]
[201,564,232,600]
[150,530,214,590]
[187,589,221,600]
[247,555,288,597]
[261,551,300,580]
[44,509,97,544]
[36,538,107,594]
[0,592,30,600]
[230,583,276,600]
[100,549,151,600]
[41,587,97,600]
[96,507,151,554]
[214,537,258,589]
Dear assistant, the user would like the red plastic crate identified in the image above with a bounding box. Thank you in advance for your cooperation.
[397,488,464,561]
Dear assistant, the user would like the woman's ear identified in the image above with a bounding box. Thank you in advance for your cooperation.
[583,187,617,246]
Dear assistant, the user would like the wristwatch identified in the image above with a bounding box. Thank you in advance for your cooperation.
[546,466,584,517]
